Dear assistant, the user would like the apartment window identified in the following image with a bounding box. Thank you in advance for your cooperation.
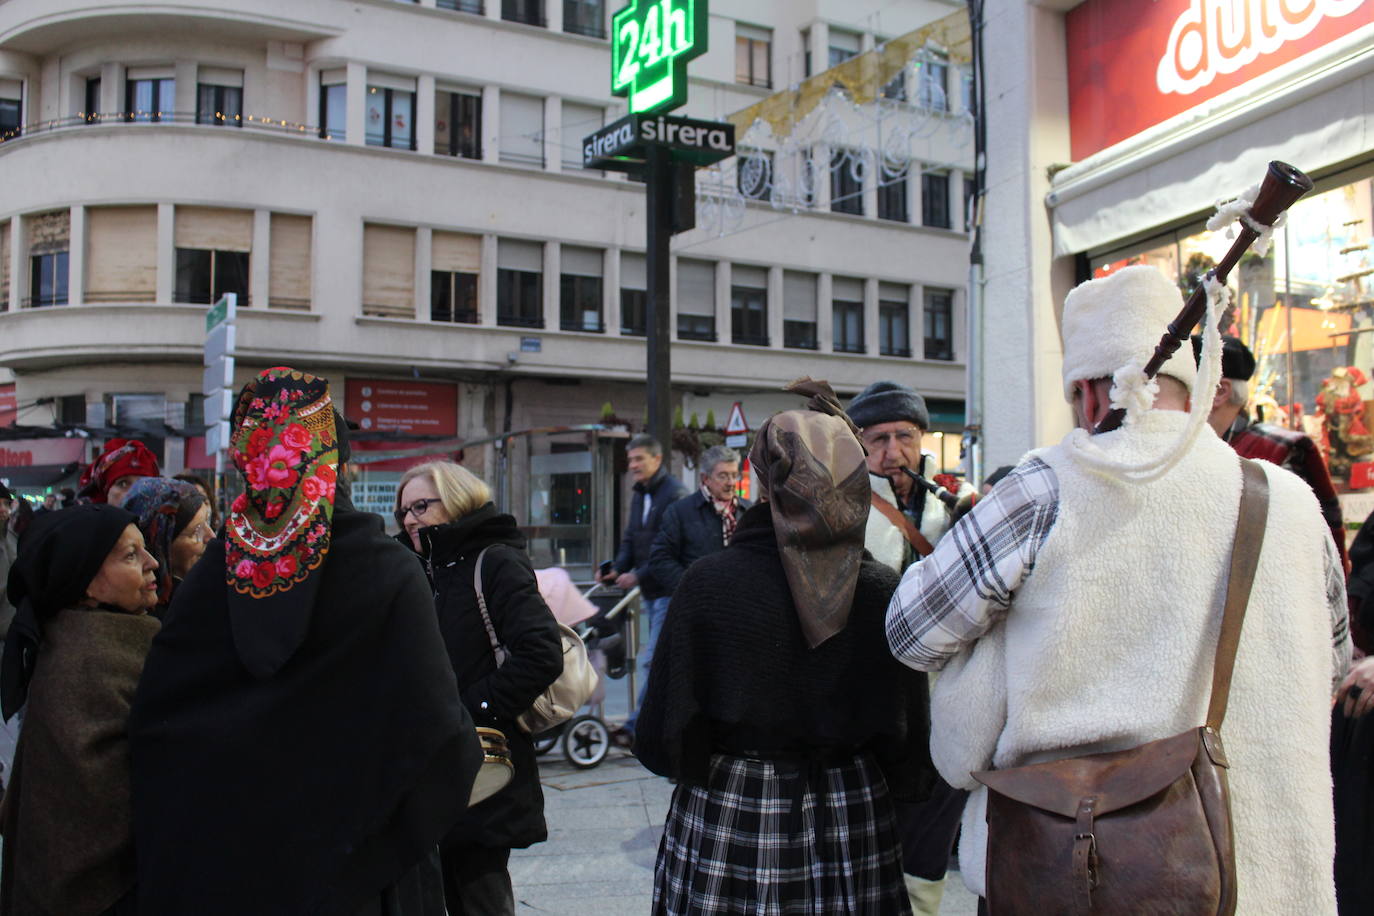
[676,259,715,341]
[620,252,646,336]
[86,206,158,303]
[879,283,910,357]
[964,177,976,230]
[502,0,545,27]
[564,0,604,38]
[802,29,812,78]
[735,25,772,88]
[125,71,174,122]
[924,287,954,360]
[561,102,602,170]
[366,80,416,150]
[833,278,864,354]
[0,222,9,310]
[878,166,909,223]
[730,266,768,346]
[830,150,863,216]
[0,80,19,140]
[783,271,817,350]
[435,89,482,159]
[500,92,544,167]
[960,67,974,113]
[269,213,313,311]
[438,0,485,11]
[882,69,907,101]
[25,210,70,307]
[362,224,417,318]
[28,253,68,307]
[560,246,604,332]
[431,230,480,323]
[174,207,252,305]
[922,171,951,229]
[828,29,861,69]
[918,53,949,111]
[84,77,101,124]
[498,239,544,328]
[196,72,243,128]
[319,70,347,140]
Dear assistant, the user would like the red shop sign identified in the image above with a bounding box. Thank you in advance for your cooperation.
[1067,0,1373,160]
[0,437,85,468]
[343,379,458,437]
[0,383,16,428]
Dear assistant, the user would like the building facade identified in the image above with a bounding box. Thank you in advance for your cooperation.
[0,0,974,559]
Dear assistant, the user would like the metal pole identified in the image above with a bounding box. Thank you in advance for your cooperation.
[966,251,984,487]
[1284,221,1296,427]
[645,146,674,464]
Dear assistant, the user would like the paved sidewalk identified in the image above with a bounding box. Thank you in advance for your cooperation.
[512,750,979,915]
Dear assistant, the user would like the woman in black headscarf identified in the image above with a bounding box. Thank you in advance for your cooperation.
[0,503,161,915]
[635,378,935,916]
[129,367,482,916]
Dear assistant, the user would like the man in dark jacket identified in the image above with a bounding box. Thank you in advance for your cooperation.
[601,434,687,744]
[648,445,751,597]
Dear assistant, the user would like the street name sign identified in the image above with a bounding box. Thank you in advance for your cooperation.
[611,0,708,115]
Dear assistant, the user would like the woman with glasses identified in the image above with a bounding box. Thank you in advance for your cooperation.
[394,460,562,916]
[122,478,212,619]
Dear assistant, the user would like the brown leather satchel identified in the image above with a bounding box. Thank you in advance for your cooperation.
[972,458,1270,915]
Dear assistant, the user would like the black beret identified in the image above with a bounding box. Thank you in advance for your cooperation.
[847,381,930,430]
[1190,334,1256,381]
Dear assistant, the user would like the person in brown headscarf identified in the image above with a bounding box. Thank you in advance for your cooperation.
[634,378,935,916]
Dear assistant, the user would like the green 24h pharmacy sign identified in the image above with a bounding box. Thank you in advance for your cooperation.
[611,0,708,115]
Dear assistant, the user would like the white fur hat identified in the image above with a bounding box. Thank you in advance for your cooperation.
[1060,264,1195,400]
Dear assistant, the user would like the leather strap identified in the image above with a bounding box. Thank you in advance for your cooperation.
[870,492,934,557]
[1206,459,1269,731]
[472,546,507,667]
[1072,796,1098,915]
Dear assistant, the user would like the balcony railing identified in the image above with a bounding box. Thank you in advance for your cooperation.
[0,110,334,149]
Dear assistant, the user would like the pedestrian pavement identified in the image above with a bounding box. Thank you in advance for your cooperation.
[512,748,980,915]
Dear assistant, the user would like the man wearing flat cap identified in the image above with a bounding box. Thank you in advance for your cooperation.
[1195,333,1347,570]
[888,265,1351,913]
[848,381,969,574]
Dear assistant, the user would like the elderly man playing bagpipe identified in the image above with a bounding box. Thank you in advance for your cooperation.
[887,162,1351,915]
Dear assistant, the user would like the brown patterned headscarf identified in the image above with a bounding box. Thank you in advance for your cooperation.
[749,378,871,648]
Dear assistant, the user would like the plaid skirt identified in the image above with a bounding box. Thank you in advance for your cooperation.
[653,751,911,915]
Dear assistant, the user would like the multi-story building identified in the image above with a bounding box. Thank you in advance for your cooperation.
[0,0,973,562]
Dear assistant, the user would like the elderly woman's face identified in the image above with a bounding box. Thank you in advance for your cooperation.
[399,475,452,551]
[106,475,141,507]
[169,503,213,580]
[86,524,159,614]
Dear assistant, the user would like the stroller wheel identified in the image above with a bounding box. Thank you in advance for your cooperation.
[563,715,610,769]
[532,730,560,756]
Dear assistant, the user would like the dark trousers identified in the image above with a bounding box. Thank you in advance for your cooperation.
[440,843,514,916]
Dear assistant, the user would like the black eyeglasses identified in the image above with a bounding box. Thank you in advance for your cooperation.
[400,497,442,520]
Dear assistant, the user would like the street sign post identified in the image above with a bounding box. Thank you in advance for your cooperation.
[202,293,237,477]
[724,401,748,448]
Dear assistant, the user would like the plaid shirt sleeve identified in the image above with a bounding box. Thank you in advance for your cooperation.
[1325,532,1353,692]
[885,457,1060,672]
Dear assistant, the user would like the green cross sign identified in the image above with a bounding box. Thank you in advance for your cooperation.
[611,0,708,115]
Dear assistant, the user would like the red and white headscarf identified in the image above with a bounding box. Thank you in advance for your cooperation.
[78,438,160,503]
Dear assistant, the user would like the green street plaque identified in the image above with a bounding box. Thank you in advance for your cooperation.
[611,0,708,115]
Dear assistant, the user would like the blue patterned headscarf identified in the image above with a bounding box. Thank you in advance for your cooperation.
[123,477,206,608]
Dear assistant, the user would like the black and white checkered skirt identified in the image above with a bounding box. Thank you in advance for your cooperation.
[653,751,911,915]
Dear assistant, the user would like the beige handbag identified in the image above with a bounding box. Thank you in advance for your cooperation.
[473,547,599,735]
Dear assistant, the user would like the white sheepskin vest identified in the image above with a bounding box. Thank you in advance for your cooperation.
[931,411,1339,914]
[866,473,955,572]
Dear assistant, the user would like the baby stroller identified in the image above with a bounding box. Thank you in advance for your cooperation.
[530,570,639,769]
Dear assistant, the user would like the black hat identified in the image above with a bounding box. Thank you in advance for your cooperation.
[1191,334,1256,381]
[847,381,930,430]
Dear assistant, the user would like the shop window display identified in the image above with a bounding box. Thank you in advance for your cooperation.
[1092,175,1374,500]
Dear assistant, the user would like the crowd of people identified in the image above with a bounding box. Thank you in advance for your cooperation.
[0,265,1370,914]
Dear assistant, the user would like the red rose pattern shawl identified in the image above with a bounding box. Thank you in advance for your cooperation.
[224,367,340,676]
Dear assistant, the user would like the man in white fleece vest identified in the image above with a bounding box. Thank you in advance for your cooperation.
[886,264,1351,914]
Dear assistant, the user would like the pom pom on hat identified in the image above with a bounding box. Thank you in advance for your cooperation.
[1061,265,1196,401]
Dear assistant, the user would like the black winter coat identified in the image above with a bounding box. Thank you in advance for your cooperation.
[647,491,753,595]
[406,503,563,850]
[612,467,689,599]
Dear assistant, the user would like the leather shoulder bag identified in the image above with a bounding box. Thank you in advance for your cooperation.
[972,458,1270,915]
[472,546,599,735]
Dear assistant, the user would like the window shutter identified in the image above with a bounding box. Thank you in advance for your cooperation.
[498,238,542,272]
[732,264,767,289]
[0,221,9,309]
[368,72,417,93]
[833,276,864,302]
[620,252,646,290]
[561,102,602,167]
[269,213,312,310]
[500,92,544,166]
[676,259,715,316]
[86,206,157,302]
[198,67,243,88]
[783,271,817,319]
[432,231,481,274]
[362,224,416,318]
[879,281,908,303]
[175,206,253,252]
[320,68,347,86]
[28,209,70,255]
[126,66,174,80]
[561,246,603,277]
